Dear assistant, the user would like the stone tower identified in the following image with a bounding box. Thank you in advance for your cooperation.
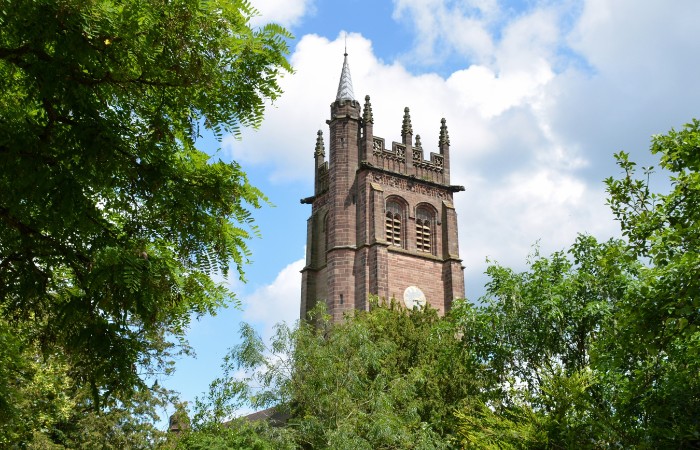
[300,53,465,322]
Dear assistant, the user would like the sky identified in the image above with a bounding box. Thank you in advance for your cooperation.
[163,0,700,420]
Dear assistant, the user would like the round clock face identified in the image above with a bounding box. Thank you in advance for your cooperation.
[403,286,427,309]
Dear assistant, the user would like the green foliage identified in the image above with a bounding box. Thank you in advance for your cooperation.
[0,318,76,446]
[171,419,296,450]
[0,316,173,448]
[285,301,474,449]
[180,120,700,449]
[451,236,637,448]
[48,385,172,449]
[451,119,700,447]
[600,119,700,446]
[0,0,291,443]
[455,398,547,449]
[186,301,477,449]
[3,6,698,444]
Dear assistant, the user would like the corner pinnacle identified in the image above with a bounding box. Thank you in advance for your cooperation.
[363,95,374,123]
[315,130,325,156]
[439,118,450,147]
[401,107,413,137]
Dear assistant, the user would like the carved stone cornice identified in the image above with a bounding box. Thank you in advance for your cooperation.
[358,162,465,194]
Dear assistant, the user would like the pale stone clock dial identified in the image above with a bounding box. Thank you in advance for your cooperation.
[403,286,427,309]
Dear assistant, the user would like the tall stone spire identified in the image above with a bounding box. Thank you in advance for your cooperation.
[336,50,355,102]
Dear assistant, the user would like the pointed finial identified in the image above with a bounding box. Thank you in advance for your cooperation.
[363,95,374,123]
[439,118,450,147]
[415,134,422,149]
[315,130,325,156]
[336,50,355,101]
[401,107,413,137]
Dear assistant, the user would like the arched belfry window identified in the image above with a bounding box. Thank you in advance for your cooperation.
[416,206,434,253]
[385,199,404,247]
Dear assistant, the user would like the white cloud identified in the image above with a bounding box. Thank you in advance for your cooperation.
[494,8,559,74]
[445,62,553,118]
[223,31,611,300]
[249,0,315,28]
[392,0,498,65]
[569,0,700,79]
[537,0,700,178]
[226,0,700,301]
[242,258,304,341]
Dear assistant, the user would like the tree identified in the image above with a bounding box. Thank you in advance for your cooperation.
[0,318,74,447]
[452,236,639,448]
[0,314,178,448]
[452,119,700,447]
[0,0,291,437]
[601,120,700,445]
[185,301,481,449]
[282,302,474,449]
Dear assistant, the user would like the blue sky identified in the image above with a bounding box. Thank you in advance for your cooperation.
[163,0,700,421]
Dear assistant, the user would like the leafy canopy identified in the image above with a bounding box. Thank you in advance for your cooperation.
[0,0,291,423]
[188,301,476,449]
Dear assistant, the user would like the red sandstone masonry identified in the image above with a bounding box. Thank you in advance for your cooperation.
[301,86,464,321]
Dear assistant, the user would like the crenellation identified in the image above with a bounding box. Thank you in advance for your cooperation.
[368,133,446,180]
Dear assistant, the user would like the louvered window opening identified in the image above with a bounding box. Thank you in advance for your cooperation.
[386,201,403,247]
[416,208,433,253]
[386,213,402,246]
[416,220,431,252]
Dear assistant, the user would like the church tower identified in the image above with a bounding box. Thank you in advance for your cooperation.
[300,53,465,322]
